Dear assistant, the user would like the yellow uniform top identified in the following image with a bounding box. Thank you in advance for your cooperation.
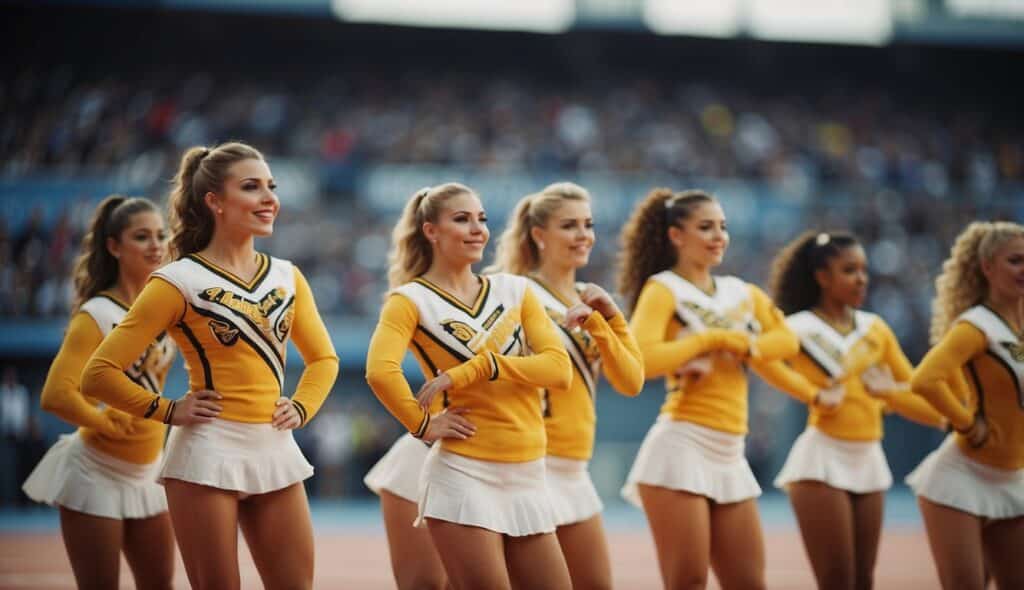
[754,311,945,441]
[365,274,572,463]
[911,307,1024,470]
[41,293,175,464]
[526,278,643,460]
[631,276,799,434]
[83,255,339,425]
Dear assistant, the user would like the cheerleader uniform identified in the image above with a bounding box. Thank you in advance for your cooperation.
[365,273,572,536]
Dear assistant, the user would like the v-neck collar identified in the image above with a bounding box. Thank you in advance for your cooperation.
[188,252,271,293]
[413,275,491,318]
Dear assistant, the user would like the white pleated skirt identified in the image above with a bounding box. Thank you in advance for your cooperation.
[364,433,430,502]
[547,456,604,527]
[160,419,313,496]
[622,416,761,506]
[22,432,167,519]
[774,427,893,494]
[907,435,1024,520]
[415,446,557,537]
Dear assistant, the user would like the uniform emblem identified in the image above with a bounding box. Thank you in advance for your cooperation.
[441,320,477,346]
[1002,341,1024,363]
[209,319,240,346]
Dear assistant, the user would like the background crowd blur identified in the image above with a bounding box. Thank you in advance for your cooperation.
[1,0,1021,506]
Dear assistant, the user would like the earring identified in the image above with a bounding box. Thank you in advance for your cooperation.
[538,242,545,251]
[217,208,224,215]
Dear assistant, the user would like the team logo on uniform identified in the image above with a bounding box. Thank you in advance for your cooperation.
[209,319,240,346]
[807,333,843,363]
[1002,341,1024,363]
[199,286,287,332]
[441,320,477,346]
[681,301,736,330]
[274,301,295,343]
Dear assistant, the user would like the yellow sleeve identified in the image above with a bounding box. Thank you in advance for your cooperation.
[365,294,430,437]
[81,277,184,423]
[749,286,800,362]
[584,311,643,396]
[446,288,572,391]
[630,281,746,378]
[750,359,819,404]
[40,312,117,433]
[288,267,340,426]
[910,321,987,431]
[876,321,946,429]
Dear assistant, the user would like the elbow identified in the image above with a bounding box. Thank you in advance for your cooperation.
[80,362,103,402]
[908,373,933,399]
[39,390,60,413]
[549,350,573,391]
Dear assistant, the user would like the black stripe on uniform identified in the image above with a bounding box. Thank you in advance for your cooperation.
[190,305,283,390]
[177,320,214,390]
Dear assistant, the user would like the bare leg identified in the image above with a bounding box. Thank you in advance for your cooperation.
[122,511,176,590]
[787,481,856,590]
[164,479,241,590]
[638,484,711,589]
[237,482,316,590]
[379,491,448,590]
[554,514,612,590]
[708,498,766,590]
[427,519,512,590]
[58,507,123,590]
[917,497,985,590]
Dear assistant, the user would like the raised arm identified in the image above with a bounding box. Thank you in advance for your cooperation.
[749,286,800,362]
[630,281,750,378]
[446,288,572,392]
[586,311,643,396]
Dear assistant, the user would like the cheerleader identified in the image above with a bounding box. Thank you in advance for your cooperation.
[486,182,643,590]
[907,221,1024,590]
[617,189,799,590]
[756,230,946,590]
[82,142,339,590]
[365,183,573,590]
[22,196,176,590]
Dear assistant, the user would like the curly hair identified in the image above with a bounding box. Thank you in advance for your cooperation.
[616,188,714,313]
[768,230,860,315]
[930,221,1024,343]
[168,141,264,259]
[71,195,160,312]
[387,183,477,289]
[486,182,590,275]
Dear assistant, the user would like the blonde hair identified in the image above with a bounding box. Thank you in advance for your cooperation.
[486,182,591,275]
[930,220,1024,343]
[387,183,477,289]
[616,188,715,313]
[168,141,264,259]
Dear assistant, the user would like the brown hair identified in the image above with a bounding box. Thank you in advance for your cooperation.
[769,230,861,315]
[387,183,477,289]
[72,195,160,311]
[167,141,264,258]
[486,182,591,275]
[616,188,715,312]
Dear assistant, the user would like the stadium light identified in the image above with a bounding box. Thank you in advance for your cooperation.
[331,0,575,33]
[644,0,742,38]
[747,0,893,45]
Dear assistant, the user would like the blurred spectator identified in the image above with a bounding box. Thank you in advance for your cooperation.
[0,366,32,506]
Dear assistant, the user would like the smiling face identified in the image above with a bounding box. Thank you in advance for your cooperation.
[815,244,869,309]
[532,199,595,270]
[423,191,489,266]
[983,235,1024,302]
[206,158,280,238]
[107,210,167,279]
[669,200,729,269]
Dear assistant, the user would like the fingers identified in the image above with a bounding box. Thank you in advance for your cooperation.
[192,389,223,401]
